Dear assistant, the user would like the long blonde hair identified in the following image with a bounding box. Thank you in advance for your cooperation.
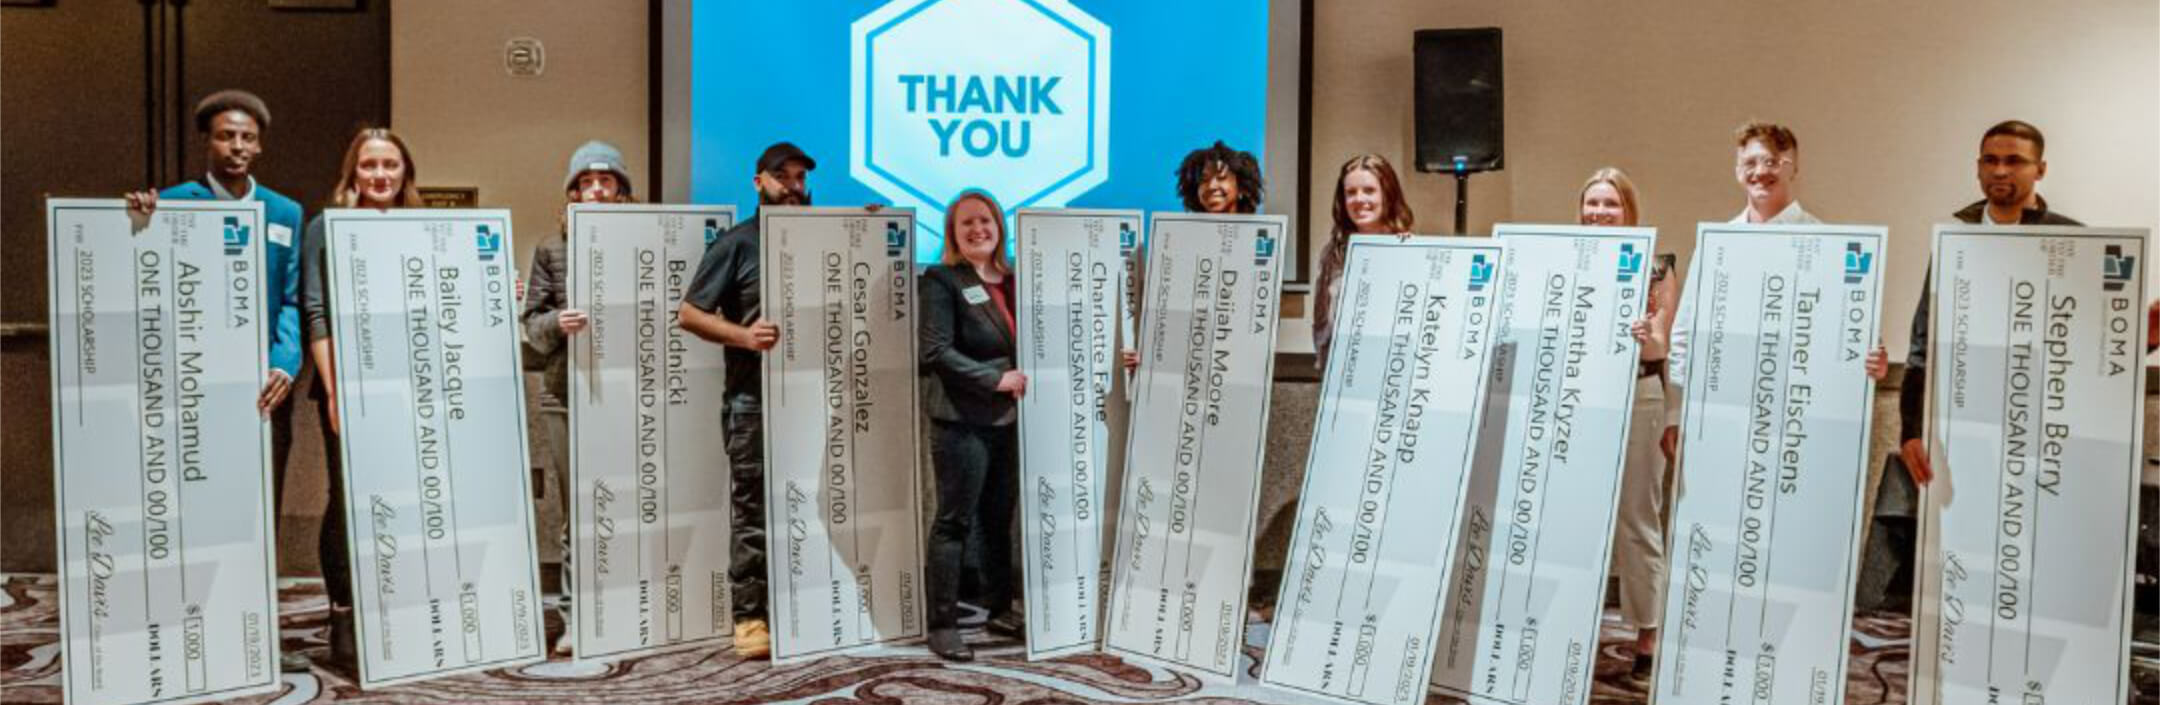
[938,190,1010,277]
[331,127,424,208]
[1577,167,1641,226]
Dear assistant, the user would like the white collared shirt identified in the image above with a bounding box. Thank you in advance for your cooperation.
[205,173,258,202]
[1729,200,1821,225]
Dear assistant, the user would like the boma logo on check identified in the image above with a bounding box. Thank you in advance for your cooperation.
[885,220,907,257]
[852,0,1110,253]
[221,215,256,328]
[2103,244,2135,291]
[222,215,251,255]
[1617,242,1643,283]
[476,224,503,261]
[1468,254,1494,292]
[1842,242,1871,284]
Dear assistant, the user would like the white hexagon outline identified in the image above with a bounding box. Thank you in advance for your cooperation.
[849,0,1111,227]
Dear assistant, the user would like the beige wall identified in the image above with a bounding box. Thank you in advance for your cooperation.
[1308,0,2159,357]
[391,0,648,265]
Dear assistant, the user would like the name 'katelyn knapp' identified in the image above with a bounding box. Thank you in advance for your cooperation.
[897,74,1063,157]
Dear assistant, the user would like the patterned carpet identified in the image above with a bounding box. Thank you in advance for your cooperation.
[0,573,2009,704]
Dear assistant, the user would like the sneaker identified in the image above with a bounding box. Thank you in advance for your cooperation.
[733,618,771,659]
[984,611,1025,639]
[279,649,313,673]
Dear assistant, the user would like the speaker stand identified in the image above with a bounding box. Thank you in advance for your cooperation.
[1452,164,1471,235]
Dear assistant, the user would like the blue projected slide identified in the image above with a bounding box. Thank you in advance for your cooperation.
[689,0,1270,262]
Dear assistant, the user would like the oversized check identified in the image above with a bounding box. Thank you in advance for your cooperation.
[1262,236,1503,705]
[1104,212,1287,681]
[759,207,925,661]
[1431,225,1654,705]
[1910,225,2148,704]
[324,209,545,687]
[1012,208,1139,660]
[46,199,280,705]
[1652,224,1885,704]
[566,204,737,660]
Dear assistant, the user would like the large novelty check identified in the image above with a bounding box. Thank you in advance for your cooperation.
[1910,225,2147,705]
[1652,223,1885,705]
[46,199,281,705]
[759,207,925,661]
[1012,208,1140,660]
[324,209,545,688]
[567,204,737,659]
[1263,236,1503,705]
[1104,212,1286,681]
[1431,225,1654,705]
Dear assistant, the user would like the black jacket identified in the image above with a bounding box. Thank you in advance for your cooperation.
[1900,197,2081,443]
[519,234,572,403]
[919,263,1017,426]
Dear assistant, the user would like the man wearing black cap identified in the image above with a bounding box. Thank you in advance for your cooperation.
[678,141,814,659]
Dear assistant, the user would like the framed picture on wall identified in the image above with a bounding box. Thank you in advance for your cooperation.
[268,0,362,10]
[419,187,479,209]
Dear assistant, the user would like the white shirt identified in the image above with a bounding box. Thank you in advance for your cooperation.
[1729,200,1820,226]
[205,173,259,202]
[1664,200,1822,429]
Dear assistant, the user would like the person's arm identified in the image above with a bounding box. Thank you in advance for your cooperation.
[1898,273,1935,483]
[1310,240,1341,371]
[256,211,303,414]
[1662,267,1695,429]
[918,269,1009,391]
[1899,276,1933,445]
[269,233,303,379]
[298,216,342,430]
[521,240,569,353]
[676,236,772,349]
[1643,272,1679,360]
[300,217,334,389]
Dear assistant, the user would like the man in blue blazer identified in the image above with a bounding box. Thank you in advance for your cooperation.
[127,89,307,671]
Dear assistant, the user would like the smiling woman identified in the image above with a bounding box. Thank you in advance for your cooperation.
[918,189,1029,662]
[1310,153,1411,373]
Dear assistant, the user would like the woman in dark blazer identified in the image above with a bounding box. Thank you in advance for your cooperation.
[918,190,1027,661]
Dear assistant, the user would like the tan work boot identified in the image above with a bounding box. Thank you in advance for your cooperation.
[733,618,771,659]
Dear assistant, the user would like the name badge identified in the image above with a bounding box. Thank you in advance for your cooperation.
[269,223,293,248]
[962,285,990,305]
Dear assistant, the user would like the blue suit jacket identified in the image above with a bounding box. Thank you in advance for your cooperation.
[160,179,305,377]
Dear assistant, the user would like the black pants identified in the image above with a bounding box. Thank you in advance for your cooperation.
[313,394,353,608]
[927,420,1019,629]
[725,408,768,621]
[268,395,295,518]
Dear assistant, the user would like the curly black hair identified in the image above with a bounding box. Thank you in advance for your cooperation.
[193,89,270,133]
[1175,141,1264,214]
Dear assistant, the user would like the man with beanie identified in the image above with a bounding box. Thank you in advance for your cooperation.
[521,139,636,655]
[125,90,310,672]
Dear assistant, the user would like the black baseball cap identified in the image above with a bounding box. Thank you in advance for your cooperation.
[756,142,816,175]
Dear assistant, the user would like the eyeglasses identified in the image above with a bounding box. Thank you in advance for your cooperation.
[1738,156,1791,174]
